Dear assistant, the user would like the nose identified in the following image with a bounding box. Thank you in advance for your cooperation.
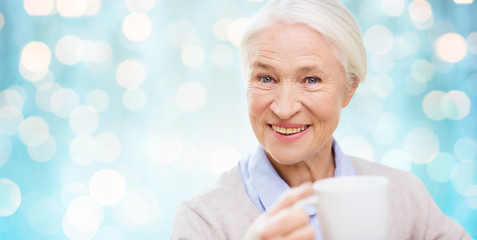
[270,83,302,120]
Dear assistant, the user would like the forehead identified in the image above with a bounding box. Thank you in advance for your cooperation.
[247,23,339,64]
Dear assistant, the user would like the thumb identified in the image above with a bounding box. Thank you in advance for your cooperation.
[267,182,313,216]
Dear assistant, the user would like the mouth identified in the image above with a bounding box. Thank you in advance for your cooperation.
[269,124,310,135]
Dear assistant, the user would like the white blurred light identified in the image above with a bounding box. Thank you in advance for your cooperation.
[381,149,412,171]
[166,20,196,49]
[19,116,49,147]
[468,32,477,55]
[431,55,453,74]
[114,188,161,227]
[0,178,21,217]
[95,132,121,163]
[55,35,85,65]
[339,135,375,162]
[35,82,61,112]
[182,45,205,68]
[176,82,206,112]
[441,90,471,120]
[435,33,467,63]
[364,25,394,54]
[86,89,110,112]
[173,141,197,169]
[95,226,124,240]
[20,41,51,72]
[381,0,405,16]
[370,54,393,74]
[0,13,4,30]
[24,0,54,16]
[214,18,232,42]
[409,0,432,22]
[69,135,99,165]
[372,112,400,146]
[50,88,80,118]
[403,127,439,164]
[0,136,11,167]
[147,134,183,164]
[122,12,152,41]
[0,89,24,109]
[454,0,473,3]
[0,106,24,136]
[60,182,89,207]
[228,18,249,47]
[84,0,102,16]
[123,88,146,111]
[125,0,156,12]
[69,106,99,135]
[454,137,477,161]
[116,59,145,89]
[93,40,113,63]
[423,91,446,120]
[210,44,234,68]
[204,146,240,175]
[369,74,393,97]
[89,169,126,206]
[411,59,434,83]
[427,152,456,182]
[452,160,477,196]
[19,63,49,82]
[27,134,57,163]
[64,195,103,233]
[56,0,88,17]
[390,37,410,59]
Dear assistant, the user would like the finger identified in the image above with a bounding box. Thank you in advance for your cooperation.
[283,224,315,240]
[262,204,310,237]
[268,182,313,215]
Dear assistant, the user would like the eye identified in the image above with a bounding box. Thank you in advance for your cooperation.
[258,75,274,83]
[305,76,321,84]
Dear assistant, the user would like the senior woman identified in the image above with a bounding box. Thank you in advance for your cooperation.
[172,0,470,239]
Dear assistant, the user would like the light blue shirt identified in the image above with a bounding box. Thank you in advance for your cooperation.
[238,139,356,240]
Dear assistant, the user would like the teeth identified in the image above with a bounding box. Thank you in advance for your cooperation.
[271,125,308,135]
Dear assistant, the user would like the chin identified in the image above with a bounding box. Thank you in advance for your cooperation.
[265,148,305,165]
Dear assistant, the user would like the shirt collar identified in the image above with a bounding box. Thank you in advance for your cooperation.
[246,139,356,213]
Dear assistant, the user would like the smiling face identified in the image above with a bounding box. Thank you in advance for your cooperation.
[245,23,357,165]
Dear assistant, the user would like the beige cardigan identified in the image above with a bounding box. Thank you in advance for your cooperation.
[172,156,471,240]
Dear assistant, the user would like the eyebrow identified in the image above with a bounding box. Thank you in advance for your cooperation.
[251,61,326,75]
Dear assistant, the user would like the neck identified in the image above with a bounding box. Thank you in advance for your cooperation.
[267,140,335,188]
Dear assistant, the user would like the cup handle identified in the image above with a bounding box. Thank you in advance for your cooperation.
[293,195,319,209]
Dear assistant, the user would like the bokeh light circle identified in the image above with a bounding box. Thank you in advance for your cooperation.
[116,59,145,89]
[182,45,205,68]
[364,25,394,54]
[0,178,21,217]
[452,160,477,196]
[0,135,12,167]
[411,59,434,83]
[403,127,439,164]
[27,134,57,163]
[63,195,103,234]
[55,35,85,65]
[339,135,375,162]
[84,0,102,16]
[95,132,121,163]
[214,18,232,41]
[203,146,241,175]
[0,12,4,30]
[89,169,126,206]
[372,112,401,146]
[454,137,477,161]
[441,90,471,120]
[468,32,477,55]
[381,0,405,16]
[0,106,24,135]
[56,0,87,17]
[125,0,156,12]
[35,82,61,112]
[69,106,99,135]
[95,226,124,240]
[176,82,206,112]
[24,0,54,16]
[50,88,80,118]
[86,89,110,112]
[122,12,152,41]
[123,88,147,111]
[1,89,24,109]
[228,18,249,47]
[19,116,49,147]
[20,41,51,72]
[114,188,161,227]
[435,33,467,63]
[369,74,394,97]
[409,0,433,23]
[426,152,456,182]
[422,90,446,120]
[381,149,412,171]
[147,134,183,164]
[370,54,393,74]
[69,135,98,165]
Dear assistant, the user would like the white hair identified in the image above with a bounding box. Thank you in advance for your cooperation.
[240,0,367,86]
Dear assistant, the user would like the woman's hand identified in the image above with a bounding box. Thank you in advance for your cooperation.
[243,183,315,240]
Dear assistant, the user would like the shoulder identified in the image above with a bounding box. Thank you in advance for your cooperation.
[172,165,259,239]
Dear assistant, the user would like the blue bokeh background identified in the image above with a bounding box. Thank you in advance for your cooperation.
[0,0,476,239]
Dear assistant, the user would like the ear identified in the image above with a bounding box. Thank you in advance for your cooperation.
[342,77,359,108]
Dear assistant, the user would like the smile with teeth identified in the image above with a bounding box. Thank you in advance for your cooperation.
[271,125,309,135]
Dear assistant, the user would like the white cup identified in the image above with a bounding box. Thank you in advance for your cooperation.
[294,175,389,240]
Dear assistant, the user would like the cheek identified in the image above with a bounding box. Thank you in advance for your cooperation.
[247,87,271,117]
[305,92,342,121]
